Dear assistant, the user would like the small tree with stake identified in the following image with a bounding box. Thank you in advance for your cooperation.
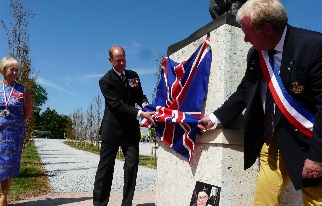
[1,0,37,145]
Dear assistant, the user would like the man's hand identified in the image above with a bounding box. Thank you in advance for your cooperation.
[140,111,157,127]
[302,159,322,178]
[197,116,215,131]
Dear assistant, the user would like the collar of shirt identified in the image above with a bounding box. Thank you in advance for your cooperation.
[263,26,287,69]
[260,26,287,110]
[113,68,125,77]
[274,26,287,53]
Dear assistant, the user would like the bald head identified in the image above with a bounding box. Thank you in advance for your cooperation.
[108,46,126,59]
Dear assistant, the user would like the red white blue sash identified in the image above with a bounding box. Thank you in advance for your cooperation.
[259,51,314,138]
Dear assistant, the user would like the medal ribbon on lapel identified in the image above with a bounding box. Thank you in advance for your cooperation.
[259,51,314,138]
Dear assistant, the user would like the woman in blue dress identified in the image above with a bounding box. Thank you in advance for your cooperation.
[0,57,32,205]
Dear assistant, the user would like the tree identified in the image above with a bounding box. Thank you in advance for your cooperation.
[85,103,95,141]
[1,0,37,143]
[70,108,85,141]
[33,84,48,114]
[33,84,48,130]
[64,117,74,140]
[38,108,69,139]
[67,95,103,141]
[148,55,164,142]
[93,94,103,140]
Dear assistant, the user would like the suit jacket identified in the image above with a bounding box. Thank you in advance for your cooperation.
[99,69,148,146]
[214,25,322,190]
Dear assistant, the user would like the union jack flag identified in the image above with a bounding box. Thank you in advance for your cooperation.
[141,37,212,161]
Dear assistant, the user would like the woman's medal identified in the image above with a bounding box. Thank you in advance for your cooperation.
[1,82,15,118]
[1,109,10,117]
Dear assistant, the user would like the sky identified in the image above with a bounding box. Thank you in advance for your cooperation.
[0,0,321,116]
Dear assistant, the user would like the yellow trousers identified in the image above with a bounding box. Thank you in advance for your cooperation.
[254,138,322,206]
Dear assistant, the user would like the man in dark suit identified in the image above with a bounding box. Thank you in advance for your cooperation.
[199,0,322,205]
[93,46,155,206]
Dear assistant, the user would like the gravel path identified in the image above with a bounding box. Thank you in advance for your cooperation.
[10,138,157,205]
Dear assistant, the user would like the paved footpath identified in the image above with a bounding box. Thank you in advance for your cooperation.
[10,139,157,206]
[10,191,156,206]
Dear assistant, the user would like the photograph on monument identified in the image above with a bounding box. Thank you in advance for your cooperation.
[190,181,221,206]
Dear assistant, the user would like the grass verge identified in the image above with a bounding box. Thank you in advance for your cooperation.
[64,141,157,169]
[9,141,51,201]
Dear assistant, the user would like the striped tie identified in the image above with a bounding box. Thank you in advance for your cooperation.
[263,50,276,143]
[121,73,127,87]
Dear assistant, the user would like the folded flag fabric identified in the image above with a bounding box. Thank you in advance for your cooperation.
[140,37,212,161]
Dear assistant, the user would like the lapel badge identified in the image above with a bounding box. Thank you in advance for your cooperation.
[128,78,139,87]
[291,81,304,94]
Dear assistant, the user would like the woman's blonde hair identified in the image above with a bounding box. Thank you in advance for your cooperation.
[236,0,288,31]
[0,57,20,75]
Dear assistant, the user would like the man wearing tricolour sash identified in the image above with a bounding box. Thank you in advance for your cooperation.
[198,0,322,205]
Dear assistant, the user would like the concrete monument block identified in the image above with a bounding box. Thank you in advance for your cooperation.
[155,13,302,206]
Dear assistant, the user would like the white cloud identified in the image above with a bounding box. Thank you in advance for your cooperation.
[62,67,155,83]
[132,68,157,75]
[62,73,103,82]
[109,40,141,56]
[36,76,77,96]
[94,53,106,59]
[123,40,141,54]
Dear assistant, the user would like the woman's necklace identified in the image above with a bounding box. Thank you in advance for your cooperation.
[1,81,15,118]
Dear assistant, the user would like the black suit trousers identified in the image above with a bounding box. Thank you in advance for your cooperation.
[93,141,139,206]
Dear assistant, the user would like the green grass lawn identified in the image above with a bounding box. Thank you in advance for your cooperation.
[64,141,157,169]
[9,141,51,201]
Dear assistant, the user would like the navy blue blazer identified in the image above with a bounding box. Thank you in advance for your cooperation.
[214,25,322,190]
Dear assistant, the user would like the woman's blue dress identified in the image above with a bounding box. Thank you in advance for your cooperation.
[0,82,25,181]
